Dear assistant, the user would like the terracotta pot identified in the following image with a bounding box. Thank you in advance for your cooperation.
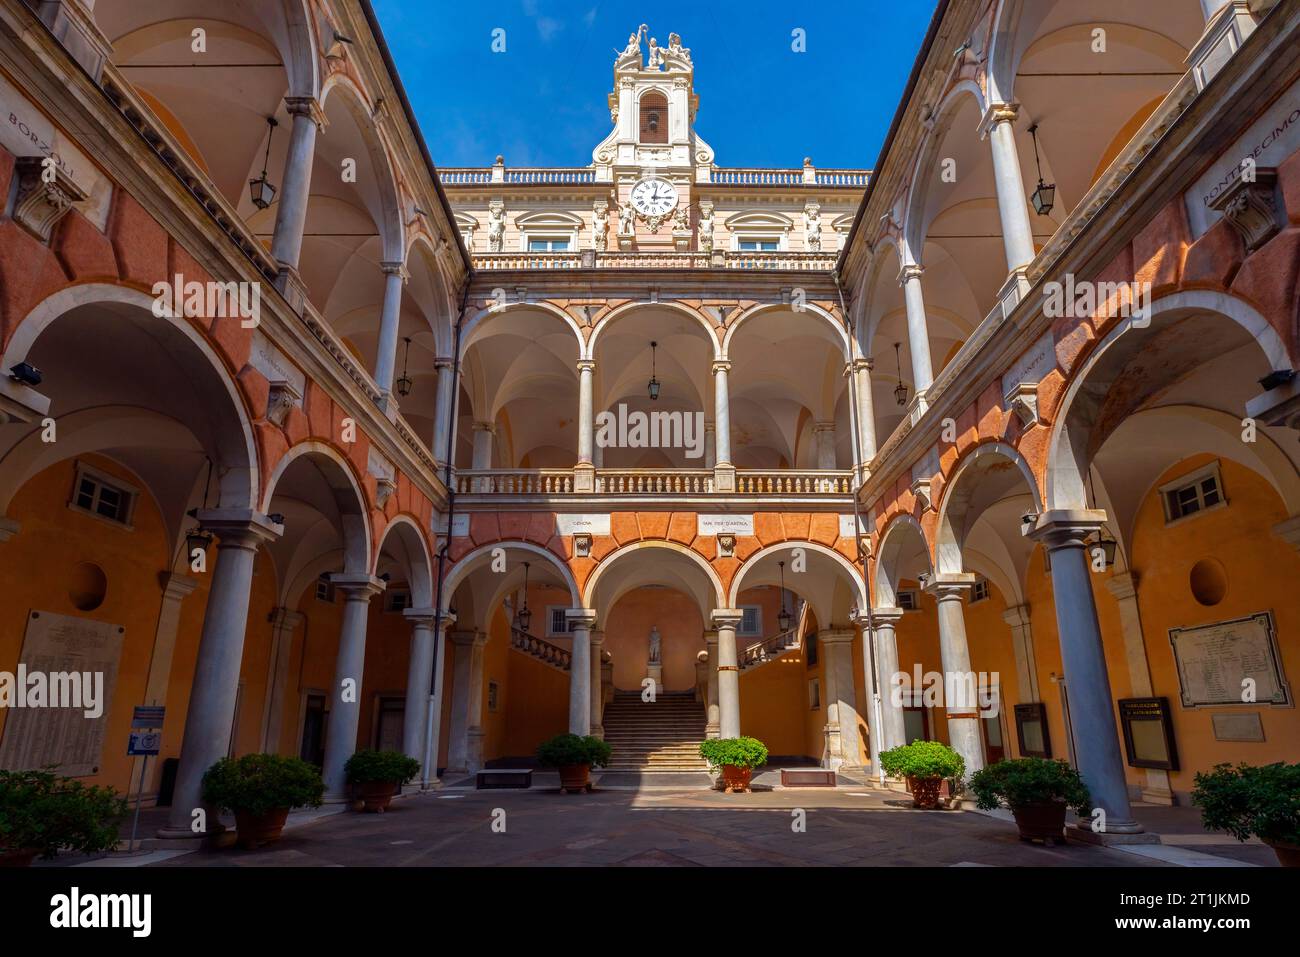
[1265,839,1300,867]
[558,764,591,794]
[907,775,942,809]
[233,807,290,849]
[721,765,752,794]
[1011,800,1069,844]
[356,780,398,813]
[0,847,40,867]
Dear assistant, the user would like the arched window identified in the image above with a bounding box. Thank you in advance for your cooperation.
[640,92,668,144]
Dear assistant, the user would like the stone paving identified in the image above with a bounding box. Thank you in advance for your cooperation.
[148,782,1168,868]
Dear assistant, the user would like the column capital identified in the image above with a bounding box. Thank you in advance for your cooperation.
[1028,509,1108,551]
[268,606,305,630]
[564,608,598,629]
[434,356,455,371]
[1104,570,1140,602]
[813,420,836,434]
[703,629,719,646]
[867,606,904,626]
[450,629,487,647]
[159,571,200,601]
[403,606,438,627]
[433,611,458,632]
[1001,603,1032,629]
[472,420,497,434]
[284,95,328,130]
[897,262,924,285]
[845,357,873,376]
[980,100,1021,135]
[589,629,606,647]
[711,608,745,628]
[330,573,386,600]
[195,509,283,548]
[921,572,976,599]
[380,260,409,282]
[711,359,732,376]
[576,359,596,374]
[818,628,856,645]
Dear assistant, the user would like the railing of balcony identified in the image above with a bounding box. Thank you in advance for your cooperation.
[739,602,806,671]
[708,168,870,187]
[470,251,840,271]
[510,628,572,671]
[438,166,869,188]
[454,468,853,497]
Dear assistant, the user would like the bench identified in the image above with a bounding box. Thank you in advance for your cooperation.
[780,768,837,787]
[476,768,533,790]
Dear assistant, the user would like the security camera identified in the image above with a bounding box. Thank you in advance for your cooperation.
[9,362,42,386]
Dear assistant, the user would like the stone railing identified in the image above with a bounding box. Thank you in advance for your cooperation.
[439,166,866,188]
[708,168,870,187]
[735,470,853,495]
[739,603,806,671]
[596,469,714,494]
[510,628,572,672]
[454,469,575,495]
[440,167,596,185]
[470,250,839,271]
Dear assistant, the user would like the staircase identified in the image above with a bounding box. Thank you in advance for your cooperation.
[738,600,808,672]
[601,691,709,771]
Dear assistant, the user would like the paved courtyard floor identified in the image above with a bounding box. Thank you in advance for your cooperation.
[144,781,1170,868]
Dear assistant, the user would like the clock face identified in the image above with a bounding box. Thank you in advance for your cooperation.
[630,178,678,217]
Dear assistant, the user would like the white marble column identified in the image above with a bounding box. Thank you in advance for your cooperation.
[712,610,743,738]
[446,630,487,772]
[259,606,304,754]
[1032,512,1143,834]
[712,361,734,491]
[373,262,408,400]
[703,422,716,469]
[431,358,456,467]
[161,512,281,837]
[871,607,907,754]
[704,630,720,737]
[924,577,984,783]
[1104,573,1174,805]
[566,609,596,735]
[851,612,881,776]
[270,97,324,273]
[576,359,595,465]
[847,358,877,466]
[402,608,436,771]
[471,421,494,491]
[1000,603,1042,707]
[981,102,1036,273]
[820,629,861,769]
[589,629,605,737]
[321,575,385,801]
[898,263,934,396]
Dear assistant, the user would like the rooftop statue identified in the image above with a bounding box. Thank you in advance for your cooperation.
[614,24,646,71]
[662,33,693,71]
[613,26,691,73]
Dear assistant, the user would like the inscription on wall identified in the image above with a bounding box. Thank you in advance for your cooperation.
[1168,612,1290,708]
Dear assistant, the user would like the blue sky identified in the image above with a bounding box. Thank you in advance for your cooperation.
[371,0,938,170]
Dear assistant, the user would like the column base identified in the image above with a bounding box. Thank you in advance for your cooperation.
[1065,822,1159,846]
[713,464,735,493]
[573,463,595,493]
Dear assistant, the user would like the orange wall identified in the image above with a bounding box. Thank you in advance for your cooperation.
[604,588,703,691]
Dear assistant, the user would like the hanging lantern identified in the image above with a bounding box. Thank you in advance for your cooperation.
[185,526,213,558]
[249,117,279,210]
[515,561,533,633]
[893,342,908,407]
[777,560,792,632]
[396,336,413,397]
[1090,528,1118,568]
[647,340,660,400]
[1028,122,1055,217]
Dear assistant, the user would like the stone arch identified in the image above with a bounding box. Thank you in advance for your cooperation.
[728,540,867,622]
[901,80,987,259]
[935,441,1042,574]
[375,513,435,607]
[262,440,371,575]
[1046,290,1294,511]
[442,540,580,611]
[873,513,932,608]
[721,301,850,360]
[1,283,258,511]
[459,300,586,360]
[582,539,725,611]
[586,300,720,360]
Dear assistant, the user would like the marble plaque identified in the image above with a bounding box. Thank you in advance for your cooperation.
[1211,712,1266,743]
[698,514,754,536]
[555,514,611,537]
[0,611,123,777]
[1169,612,1290,708]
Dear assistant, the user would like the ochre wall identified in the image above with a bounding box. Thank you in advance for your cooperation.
[604,588,703,691]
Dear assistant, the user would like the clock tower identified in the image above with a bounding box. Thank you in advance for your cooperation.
[592,26,715,250]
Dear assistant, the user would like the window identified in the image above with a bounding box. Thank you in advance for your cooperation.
[737,239,780,252]
[70,464,136,526]
[898,589,920,612]
[639,91,668,144]
[315,575,336,603]
[546,606,571,637]
[1161,462,1226,523]
[738,605,762,637]
[808,677,821,710]
[527,237,570,252]
[971,579,990,604]
[487,681,499,713]
[385,589,410,613]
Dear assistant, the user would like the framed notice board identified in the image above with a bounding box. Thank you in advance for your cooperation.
[1118,697,1179,771]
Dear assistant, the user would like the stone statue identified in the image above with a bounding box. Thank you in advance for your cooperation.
[615,25,645,70]
[648,626,661,663]
[618,200,636,235]
[698,204,714,252]
[673,205,689,232]
[487,202,505,252]
[592,202,608,249]
[647,36,662,70]
[663,33,693,71]
[804,204,822,252]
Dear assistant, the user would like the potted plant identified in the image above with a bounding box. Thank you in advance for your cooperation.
[0,769,127,866]
[698,737,768,793]
[344,750,421,812]
[536,734,611,793]
[202,753,324,849]
[878,740,965,809]
[970,758,1091,843]
[1193,761,1300,867]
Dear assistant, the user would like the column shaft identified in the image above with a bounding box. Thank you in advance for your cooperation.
[986,106,1036,272]
[567,613,594,735]
[589,631,604,736]
[577,360,595,465]
[373,265,406,395]
[712,362,732,465]
[713,612,742,738]
[402,615,435,766]
[704,631,720,737]
[931,585,984,782]
[321,578,383,800]
[431,359,456,466]
[873,611,907,753]
[899,266,934,394]
[270,101,320,270]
